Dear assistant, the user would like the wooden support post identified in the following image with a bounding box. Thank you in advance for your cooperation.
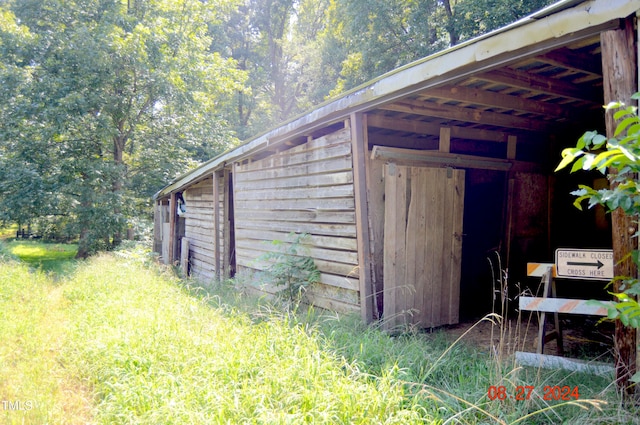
[213,171,221,280]
[224,168,232,279]
[601,16,638,395]
[439,127,451,153]
[507,135,517,160]
[180,238,190,275]
[350,112,375,323]
[168,192,177,264]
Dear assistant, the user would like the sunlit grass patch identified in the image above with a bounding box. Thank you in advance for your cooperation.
[0,261,94,424]
[4,240,77,275]
[0,224,18,239]
[62,254,430,424]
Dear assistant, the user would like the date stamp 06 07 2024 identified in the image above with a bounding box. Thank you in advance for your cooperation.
[487,385,580,401]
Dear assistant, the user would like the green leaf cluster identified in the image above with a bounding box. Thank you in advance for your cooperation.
[556,95,640,383]
[257,232,321,304]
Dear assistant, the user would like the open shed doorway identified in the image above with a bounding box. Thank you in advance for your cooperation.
[459,169,507,321]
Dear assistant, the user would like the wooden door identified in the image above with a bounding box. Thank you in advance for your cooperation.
[383,164,465,329]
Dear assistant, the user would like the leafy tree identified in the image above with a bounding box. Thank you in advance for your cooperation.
[212,0,329,138]
[321,0,555,95]
[556,96,640,385]
[0,0,245,256]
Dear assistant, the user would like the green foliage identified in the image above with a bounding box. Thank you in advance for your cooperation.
[257,232,321,303]
[0,0,244,256]
[556,94,640,383]
[319,0,555,96]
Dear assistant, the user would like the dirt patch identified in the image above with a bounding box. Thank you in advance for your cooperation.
[440,312,615,362]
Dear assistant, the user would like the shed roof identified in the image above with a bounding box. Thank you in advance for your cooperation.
[154,0,640,200]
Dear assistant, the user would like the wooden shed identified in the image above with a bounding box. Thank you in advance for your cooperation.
[154,0,640,328]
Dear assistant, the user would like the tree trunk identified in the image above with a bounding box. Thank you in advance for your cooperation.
[601,16,638,397]
[112,135,126,247]
[441,0,459,46]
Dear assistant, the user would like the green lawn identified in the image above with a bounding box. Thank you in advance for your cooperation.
[0,248,637,424]
[2,240,77,275]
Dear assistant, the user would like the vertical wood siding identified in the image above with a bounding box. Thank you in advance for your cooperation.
[382,165,465,329]
[183,178,218,280]
[233,127,360,313]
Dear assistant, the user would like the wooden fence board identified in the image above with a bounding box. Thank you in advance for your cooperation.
[234,184,354,201]
[235,156,352,182]
[234,228,357,251]
[234,171,354,191]
[234,209,356,224]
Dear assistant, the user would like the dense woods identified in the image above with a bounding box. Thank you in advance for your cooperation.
[0,0,554,255]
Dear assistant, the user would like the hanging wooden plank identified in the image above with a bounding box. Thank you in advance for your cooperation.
[383,163,407,330]
[413,168,428,327]
[444,167,465,324]
[382,164,464,330]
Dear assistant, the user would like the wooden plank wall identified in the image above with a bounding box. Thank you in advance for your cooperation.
[382,165,465,329]
[233,127,360,313]
[183,178,217,280]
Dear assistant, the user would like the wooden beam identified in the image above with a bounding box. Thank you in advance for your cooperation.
[478,68,603,103]
[424,85,580,120]
[601,15,638,396]
[380,99,554,132]
[538,47,603,77]
[350,112,375,323]
[371,145,512,171]
[367,114,516,143]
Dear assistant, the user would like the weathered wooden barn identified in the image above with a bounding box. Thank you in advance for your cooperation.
[154,0,640,328]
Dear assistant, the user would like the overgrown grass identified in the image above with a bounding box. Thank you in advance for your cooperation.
[2,239,77,275]
[0,259,93,424]
[0,248,638,424]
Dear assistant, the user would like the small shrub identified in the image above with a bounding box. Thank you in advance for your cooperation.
[257,232,321,303]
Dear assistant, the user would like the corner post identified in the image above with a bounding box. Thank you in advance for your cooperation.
[601,15,638,396]
[350,112,374,323]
